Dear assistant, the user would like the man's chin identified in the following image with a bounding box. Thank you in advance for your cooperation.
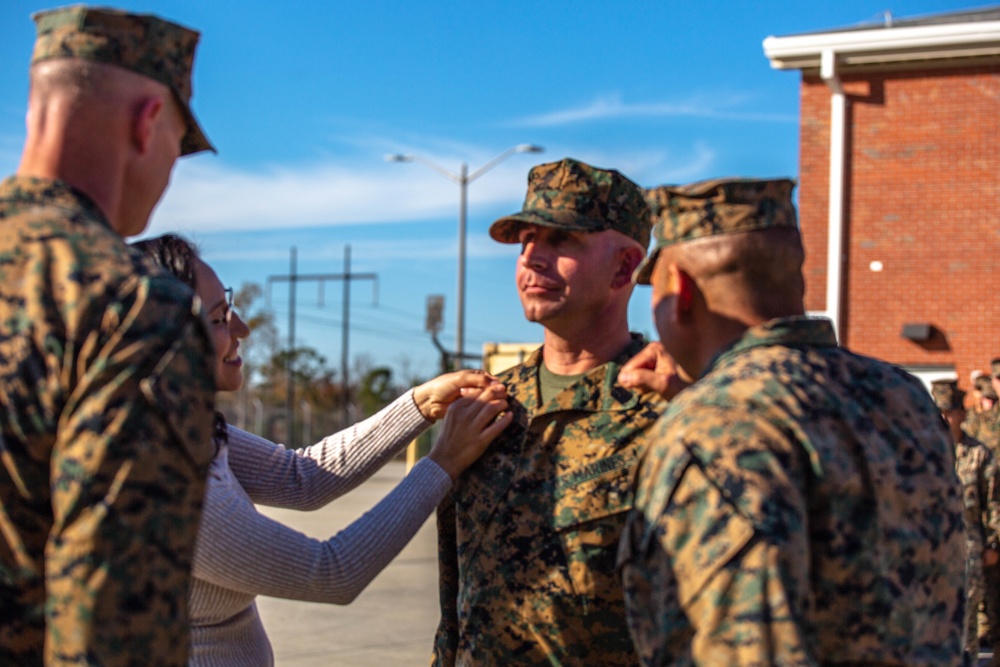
[520,304,556,324]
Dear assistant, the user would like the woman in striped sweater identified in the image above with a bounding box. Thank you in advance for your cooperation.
[132,234,511,667]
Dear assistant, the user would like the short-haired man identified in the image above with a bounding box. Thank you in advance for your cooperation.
[972,373,998,414]
[931,379,1000,665]
[0,7,217,664]
[432,158,667,665]
[965,361,1000,656]
[966,359,1000,452]
[618,178,965,666]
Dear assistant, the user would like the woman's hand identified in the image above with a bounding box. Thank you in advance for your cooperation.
[427,383,513,481]
[413,369,503,421]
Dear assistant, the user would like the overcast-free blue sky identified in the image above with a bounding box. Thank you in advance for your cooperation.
[0,0,977,381]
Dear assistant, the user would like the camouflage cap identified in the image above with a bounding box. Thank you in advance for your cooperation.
[488,158,651,247]
[975,374,998,400]
[930,379,965,412]
[632,177,797,285]
[30,5,214,156]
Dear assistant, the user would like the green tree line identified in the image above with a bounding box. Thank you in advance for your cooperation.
[215,282,427,449]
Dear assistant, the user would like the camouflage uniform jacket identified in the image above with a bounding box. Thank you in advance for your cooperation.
[965,404,1000,453]
[433,334,666,666]
[0,176,217,666]
[955,433,1000,558]
[619,316,966,667]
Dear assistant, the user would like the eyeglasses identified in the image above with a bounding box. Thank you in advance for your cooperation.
[222,287,234,324]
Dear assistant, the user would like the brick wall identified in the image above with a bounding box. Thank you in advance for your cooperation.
[798,63,1000,385]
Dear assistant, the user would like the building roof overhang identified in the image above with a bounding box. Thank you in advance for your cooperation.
[764,19,1000,71]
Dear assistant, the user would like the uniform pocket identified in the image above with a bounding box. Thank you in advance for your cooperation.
[552,450,638,598]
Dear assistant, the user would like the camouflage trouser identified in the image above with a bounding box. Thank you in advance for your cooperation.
[986,562,1000,666]
[969,557,985,658]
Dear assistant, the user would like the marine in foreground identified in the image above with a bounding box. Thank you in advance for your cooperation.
[0,6,217,665]
[618,177,966,666]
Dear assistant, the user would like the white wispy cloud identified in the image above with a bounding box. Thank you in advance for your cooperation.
[148,138,718,241]
[511,92,797,128]
[201,232,514,265]
[149,154,532,236]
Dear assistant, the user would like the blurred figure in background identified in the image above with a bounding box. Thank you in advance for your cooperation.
[972,373,998,415]
[932,379,1000,666]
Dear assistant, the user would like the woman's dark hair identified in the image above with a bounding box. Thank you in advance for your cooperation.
[131,233,228,449]
[131,233,199,289]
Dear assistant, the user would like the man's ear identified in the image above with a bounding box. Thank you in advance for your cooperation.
[612,245,645,289]
[131,96,164,155]
[675,268,696,320]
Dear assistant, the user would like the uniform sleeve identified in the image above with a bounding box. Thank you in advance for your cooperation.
[47,280,216,667]
[619,445,696,667]
[192,456,452,604]
[621,411,814,667]
[227,389,431,509]
[983,450,1000,545]
[669,463,813,666]
[431,492,460,667]
[964,411,980,440]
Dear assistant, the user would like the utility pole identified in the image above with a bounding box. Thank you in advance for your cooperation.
[287,248,297,446]
[267,245,377,442]
[340,246,352,427]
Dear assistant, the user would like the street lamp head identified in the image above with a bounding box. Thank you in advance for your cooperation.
[385,154,414,163]
[515,144,544,154]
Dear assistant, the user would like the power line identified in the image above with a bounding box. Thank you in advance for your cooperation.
[295,313,428,343]
[265,245,377,445]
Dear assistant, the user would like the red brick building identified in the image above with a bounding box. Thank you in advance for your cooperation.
[764,7,1000,389]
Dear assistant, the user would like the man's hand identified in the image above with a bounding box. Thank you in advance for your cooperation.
[413,369,503,421]
[985,546,999,568]
[618,342,689,401]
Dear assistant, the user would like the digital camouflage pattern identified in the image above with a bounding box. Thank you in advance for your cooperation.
[30,5,213,155]
[433,335,666,666]
[966,403,1000,452]
[488,158,651,247]
[0,176,217,665]
[968,381,1000,654]
[953,432,1000,658]
[619,317,966,667]
[633,177,798,285]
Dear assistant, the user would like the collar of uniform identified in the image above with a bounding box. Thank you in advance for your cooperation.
[0,175,111,229]
[702,316,838,380]
[517,333,648,416]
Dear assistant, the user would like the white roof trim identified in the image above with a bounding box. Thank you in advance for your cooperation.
[764,21,1000,70]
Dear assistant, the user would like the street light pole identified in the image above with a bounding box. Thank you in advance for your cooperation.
[387,144,544,364]
[457,162,468,360]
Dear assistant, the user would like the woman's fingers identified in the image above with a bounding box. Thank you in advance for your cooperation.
[427,385,512,479]
[415,370,504,421]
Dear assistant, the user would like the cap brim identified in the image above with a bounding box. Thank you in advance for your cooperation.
[488,209,606,243]
[180,104,215,156]
[631,247,661,285]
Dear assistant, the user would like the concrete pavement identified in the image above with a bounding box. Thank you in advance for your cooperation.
[257,460,439,666]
